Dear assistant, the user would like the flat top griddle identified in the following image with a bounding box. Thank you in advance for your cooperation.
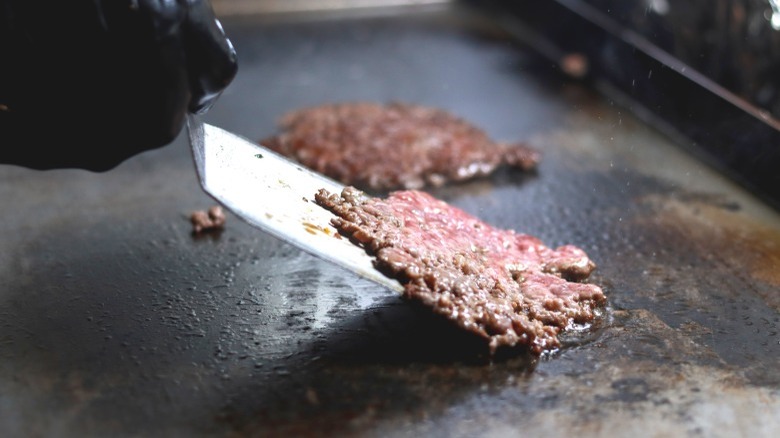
[0,6,778,437]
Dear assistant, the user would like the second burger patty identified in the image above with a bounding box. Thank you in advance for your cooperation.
[261,102,540,191]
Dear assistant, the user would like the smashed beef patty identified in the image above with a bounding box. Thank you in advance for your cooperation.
[315,187,605,355]
[261,102,540,191]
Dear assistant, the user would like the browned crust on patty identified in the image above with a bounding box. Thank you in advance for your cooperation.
[262,102,540,190]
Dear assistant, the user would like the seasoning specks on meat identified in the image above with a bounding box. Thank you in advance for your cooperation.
[315,187,605,355]
[262,102,540,190]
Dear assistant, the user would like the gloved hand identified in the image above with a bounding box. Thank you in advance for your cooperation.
[0,0,238,171]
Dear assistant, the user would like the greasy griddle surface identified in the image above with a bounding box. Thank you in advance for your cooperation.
[0,7,778,437]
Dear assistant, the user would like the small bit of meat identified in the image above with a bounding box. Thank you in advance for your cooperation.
[315,187,606,355]
[261,102,540,191]
[560,53,589,78]
[190,206,226,234]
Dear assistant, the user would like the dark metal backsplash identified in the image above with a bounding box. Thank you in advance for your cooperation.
[584,0,780,117]
[463,0,780,210]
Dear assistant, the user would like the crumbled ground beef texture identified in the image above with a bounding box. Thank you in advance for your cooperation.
[315,187,606,355]
[261,102,540,191]
[190,206,226,234]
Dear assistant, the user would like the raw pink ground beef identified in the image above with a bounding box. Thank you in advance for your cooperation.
[315,187,606,355]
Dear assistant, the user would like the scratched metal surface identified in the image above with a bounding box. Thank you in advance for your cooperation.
[1,6,778,437]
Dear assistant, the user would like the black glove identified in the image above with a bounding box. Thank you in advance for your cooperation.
[0,0,238,171]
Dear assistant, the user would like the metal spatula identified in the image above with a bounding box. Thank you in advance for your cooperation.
[187,115,403,293]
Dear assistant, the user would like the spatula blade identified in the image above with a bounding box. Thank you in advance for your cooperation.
[187,115,403,293]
